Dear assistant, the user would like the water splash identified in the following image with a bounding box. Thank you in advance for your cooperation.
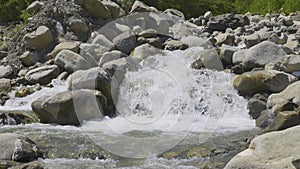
[85,47,255,134]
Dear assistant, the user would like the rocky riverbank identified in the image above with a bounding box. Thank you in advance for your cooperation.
[0,0,300,168]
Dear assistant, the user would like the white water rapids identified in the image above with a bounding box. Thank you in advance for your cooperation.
[0,47,255,168]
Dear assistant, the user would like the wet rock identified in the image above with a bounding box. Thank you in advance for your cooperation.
[225,126,300,169]
[113,31,137,54]
[233,70,297,96]
[48,42,80,59]
[244,33,261,48]
[26,1,44,15]
[19,51,42,67]
[15,85,41,98]
[54,50,90,73]
[25,65,60,85]
[193,48,224,71]
[9,161,47,169]
[256,110,274,128]
[220,45,239,66]
[0,160,20,169]
[68,67,113,112]
[0,133,41,162]
[130,0,158,13]
[32,89,107,125]
[0,78,11,93]
[231,64,244,74]
[242,41,286,70]
[163,39,188,51]
[247,98,267,119]
[206,14,250,33]
[161,130,260,169]
[23,26,54,50]
[99,50,127,67]
[0,111,40,126]
[0,65,13,78]
[79,0,111,19]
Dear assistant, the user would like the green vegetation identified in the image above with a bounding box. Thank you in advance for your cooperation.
[0,0,35,22]
[138,0,300,18]
[0,0,300,22]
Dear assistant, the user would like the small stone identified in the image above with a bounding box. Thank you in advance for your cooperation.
[0,66,13,78]
[204,11,213,20]
[26,1,44,15]
[244,33,261,48]
[256,110,274,129]
[164,40,188,51]
[19,51,42,67]
[0,78,11,93]
[49,42,80,59]
[247,98,267,119]
[138,29,158,38]
[113,31,136,54]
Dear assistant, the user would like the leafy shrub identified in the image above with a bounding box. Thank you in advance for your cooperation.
[0,0,35,22]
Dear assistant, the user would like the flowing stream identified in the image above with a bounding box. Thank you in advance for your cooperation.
[0,47,256,168]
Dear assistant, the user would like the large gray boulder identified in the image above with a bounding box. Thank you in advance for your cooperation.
[0,133,41,162]
[225,126,300,169]
[32,89,108,125]
[54,50,90,73]
[242,41,286,70]
[233,70,297,95]
[23,26,54,50]
[69,67,113,112]
[25,65,60,85]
